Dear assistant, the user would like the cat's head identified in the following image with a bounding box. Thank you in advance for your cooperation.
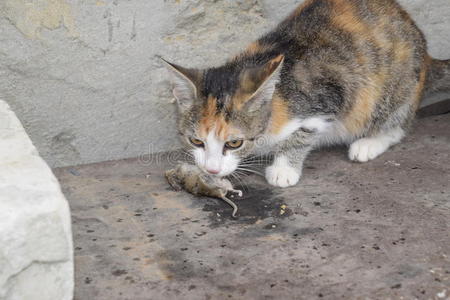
[162,55,284,177]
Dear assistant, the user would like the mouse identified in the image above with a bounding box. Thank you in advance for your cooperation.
[165,163,243,217]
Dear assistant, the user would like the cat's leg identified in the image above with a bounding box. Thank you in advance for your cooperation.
[266,126,315,187]
[348,126,405,162]
[265,118,325,187]
[265,146,311,187]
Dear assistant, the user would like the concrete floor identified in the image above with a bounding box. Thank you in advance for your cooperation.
[54,114,450,300]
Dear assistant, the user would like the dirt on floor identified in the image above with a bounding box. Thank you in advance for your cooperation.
[54,114,450,300]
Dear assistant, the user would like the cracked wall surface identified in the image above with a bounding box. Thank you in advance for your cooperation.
[0,0,449,167]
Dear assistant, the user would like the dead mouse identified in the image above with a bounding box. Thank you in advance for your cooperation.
[165,163,243,217]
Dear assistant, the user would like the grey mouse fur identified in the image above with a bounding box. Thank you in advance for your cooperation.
[165,163,243,217]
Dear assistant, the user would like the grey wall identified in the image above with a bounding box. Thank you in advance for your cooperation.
[1,0,449,167]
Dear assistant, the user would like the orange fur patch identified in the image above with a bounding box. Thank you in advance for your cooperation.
[343,69,388,134]
[331,0,368,35]
[231,91,251,111]
[198,96,237,141]
[331,1,393,53]
[372,22,392,52]
[269,94,291,135]
[198,96,217,134]
[268,54,284,69]
[216,116,233,141]
[393,40,412,62]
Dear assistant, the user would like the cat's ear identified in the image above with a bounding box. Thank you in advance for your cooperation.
[239,55,284,112]
[160,57,202,112]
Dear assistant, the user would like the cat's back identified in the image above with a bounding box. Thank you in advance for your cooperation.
[259,0,429,137]
[269,0,426,57]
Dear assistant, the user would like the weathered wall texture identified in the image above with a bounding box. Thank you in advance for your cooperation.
[0,0,449,167]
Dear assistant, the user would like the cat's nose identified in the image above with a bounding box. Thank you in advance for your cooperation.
[206,168,220,175]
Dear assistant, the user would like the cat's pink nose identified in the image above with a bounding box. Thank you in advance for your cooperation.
[206,168,220,175]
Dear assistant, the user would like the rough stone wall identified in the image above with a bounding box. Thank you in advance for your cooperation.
[0,0,449,167]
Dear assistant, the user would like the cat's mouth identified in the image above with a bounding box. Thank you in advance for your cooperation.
[196,165,233,178]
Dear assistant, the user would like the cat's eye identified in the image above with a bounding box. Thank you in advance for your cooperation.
[189,137,204,147]
[225,140,244,150]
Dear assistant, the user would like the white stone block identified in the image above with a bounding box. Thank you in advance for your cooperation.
[0,100,73,300]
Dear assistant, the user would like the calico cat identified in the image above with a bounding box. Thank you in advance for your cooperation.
[162,0,450,188]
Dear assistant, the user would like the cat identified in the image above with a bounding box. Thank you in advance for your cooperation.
[162,0,450,188]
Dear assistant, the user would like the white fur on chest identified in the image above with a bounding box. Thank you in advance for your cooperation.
[254,117,332,152]
[254,116,354,153]
[270,116,332,142]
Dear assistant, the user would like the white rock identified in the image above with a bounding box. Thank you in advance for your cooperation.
[0,100,74,300]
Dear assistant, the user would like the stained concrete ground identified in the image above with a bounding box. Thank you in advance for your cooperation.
[54,113,450,300]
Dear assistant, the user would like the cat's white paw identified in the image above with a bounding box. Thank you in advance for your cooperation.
[265,156,300,188]
[349,127,405,162]
[348,138,389,162]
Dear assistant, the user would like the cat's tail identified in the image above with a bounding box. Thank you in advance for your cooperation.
[424,58,450,97]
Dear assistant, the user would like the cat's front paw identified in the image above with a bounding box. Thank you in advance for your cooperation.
[265,163,300,188]
[349,138,388,162]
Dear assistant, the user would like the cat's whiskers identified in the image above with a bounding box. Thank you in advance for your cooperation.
[236,167,264,177]
[181,149,193,158]
[179,149,195,163]
[240,156,271,165]
[228,172,249,191]
[239,161,266,167]
[238,163,264,170]
[238,162,265,170]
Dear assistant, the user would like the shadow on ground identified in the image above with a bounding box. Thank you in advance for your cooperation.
[202,185,294,228]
